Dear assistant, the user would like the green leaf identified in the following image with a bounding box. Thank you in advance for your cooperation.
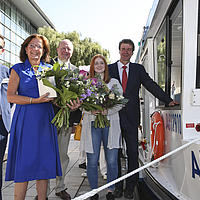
[59,86,77,102]
[53,62,60,72]
[42,78,62,95]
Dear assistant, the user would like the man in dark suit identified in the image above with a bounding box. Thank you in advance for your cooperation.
[108,39,175,199]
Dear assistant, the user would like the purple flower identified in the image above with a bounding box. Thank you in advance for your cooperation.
[86,89,92,96]
[81,94,87,100]
[91,78,98,85]
[79,70,88,77]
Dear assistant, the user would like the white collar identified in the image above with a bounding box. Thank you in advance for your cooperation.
[58,58,70,66]
[118,61,130,69]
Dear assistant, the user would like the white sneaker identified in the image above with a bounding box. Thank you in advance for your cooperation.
[102,174,107,180]
[81,170,87,177]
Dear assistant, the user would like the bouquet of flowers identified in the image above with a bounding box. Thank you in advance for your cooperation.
[35,63,102,129]
[80,76,128,128]
[35,63,83,129]
[35,63,128,129]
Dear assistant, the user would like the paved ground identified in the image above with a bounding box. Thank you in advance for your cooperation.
[2,134,158,200]
[2,134,129,200]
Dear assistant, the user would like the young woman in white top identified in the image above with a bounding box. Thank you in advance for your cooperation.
[80,54,123,200]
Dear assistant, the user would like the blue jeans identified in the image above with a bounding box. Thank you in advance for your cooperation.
[86,122,118,191]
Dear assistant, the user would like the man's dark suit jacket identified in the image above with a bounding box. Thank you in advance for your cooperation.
[109,61,172,130]
[50,58,82,127]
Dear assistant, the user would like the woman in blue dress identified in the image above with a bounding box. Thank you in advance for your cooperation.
[5,34,62,200]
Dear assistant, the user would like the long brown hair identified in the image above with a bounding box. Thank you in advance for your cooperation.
[89,54,110,83]
[20,34,50,63]
[0,34,5,47]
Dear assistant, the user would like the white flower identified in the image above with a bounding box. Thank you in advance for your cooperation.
[109,93,115,100]
[77,81,83,85]
[65,81,70,88]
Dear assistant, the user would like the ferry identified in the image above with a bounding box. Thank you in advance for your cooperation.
[136,0,200,200]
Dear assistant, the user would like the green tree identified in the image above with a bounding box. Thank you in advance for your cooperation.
[38,26,110,66]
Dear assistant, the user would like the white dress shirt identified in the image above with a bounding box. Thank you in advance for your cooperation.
[57,58,76,70]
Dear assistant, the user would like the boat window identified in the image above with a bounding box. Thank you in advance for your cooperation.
[169,1,182,104]
[196,0,200,88]
[154,0,182,107]
[154,21,167,106]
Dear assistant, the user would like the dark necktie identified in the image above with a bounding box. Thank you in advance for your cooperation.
[122,66,127,93]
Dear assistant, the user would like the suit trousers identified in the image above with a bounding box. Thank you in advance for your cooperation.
[0,118,8,200]
[116,125,139,191]
[47,126,72,194]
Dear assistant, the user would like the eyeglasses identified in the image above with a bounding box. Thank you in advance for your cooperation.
[28,43,43,49]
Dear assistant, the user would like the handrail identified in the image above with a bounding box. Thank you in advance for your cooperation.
[72,138,200,200]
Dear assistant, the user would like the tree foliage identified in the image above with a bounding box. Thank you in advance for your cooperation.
[38,26,110,66]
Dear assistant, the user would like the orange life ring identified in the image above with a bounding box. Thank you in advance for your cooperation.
[150,111,165,160]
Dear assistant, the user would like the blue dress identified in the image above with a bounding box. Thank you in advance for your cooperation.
[5,59,62,182]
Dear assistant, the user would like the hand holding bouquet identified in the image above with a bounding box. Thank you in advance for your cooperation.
[35,63,85,129]
[81,76,128,128]
[35,63,128,129]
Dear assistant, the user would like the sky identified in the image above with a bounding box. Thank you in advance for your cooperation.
[35,0,154,63]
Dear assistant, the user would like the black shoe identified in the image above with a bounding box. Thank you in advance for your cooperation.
[106,192,115,200]
[55,190,71,200]
[124,188,134,199]
[79,162,87,169]
[113,188,123,198]
[90,193,99,200]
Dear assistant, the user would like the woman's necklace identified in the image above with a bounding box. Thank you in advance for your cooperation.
[32,65,40,76]
[32,64,39,72]
[33,66,38,71]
